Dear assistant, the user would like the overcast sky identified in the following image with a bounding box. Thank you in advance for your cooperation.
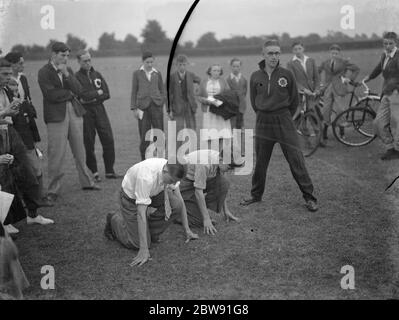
[1,0,399,52]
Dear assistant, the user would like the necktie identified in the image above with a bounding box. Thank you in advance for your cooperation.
[330,59,335,72]
[164,185,172,221]
[383,55,391,70]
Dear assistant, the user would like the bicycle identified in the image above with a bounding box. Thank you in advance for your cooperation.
[331,81,380,147]
[293,91,323,157]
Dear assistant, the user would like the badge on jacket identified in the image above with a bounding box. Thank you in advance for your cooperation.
[94,78,102,89]
[278,77,288,88]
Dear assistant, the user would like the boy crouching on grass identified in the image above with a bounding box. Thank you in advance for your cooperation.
[104,157,198,267]
[177,149,239,236]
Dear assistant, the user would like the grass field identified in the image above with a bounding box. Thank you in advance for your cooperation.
[9,49,399,299]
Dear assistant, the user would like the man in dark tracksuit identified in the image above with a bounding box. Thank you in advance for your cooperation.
[75,51,120,181]
[240,40,318,212]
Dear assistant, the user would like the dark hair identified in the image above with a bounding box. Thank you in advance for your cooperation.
[329,44,341,51]
[206,64,223,76]
[263,39,280,48]
[230,57,242,66]
[0,223,5,237]
[76,50,89,60]
[383,31,398,40]
[292,41,304,48]
[51,41,70,53]
[176,54,188,63]
[166,161,187,180]
[4,51,23,64]
[142,51,153,61]
[383,80,399,96]
[0,58,12,68]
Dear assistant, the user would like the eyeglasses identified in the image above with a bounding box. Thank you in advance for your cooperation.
[266,51,281,57]
[82,59,91,63]
[383,41,396,46]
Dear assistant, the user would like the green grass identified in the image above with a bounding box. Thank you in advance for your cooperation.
[10,51,399,299]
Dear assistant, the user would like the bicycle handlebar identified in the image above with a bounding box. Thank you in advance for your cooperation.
[347,80,370,94]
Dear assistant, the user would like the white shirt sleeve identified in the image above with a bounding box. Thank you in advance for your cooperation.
[134,176,154,206]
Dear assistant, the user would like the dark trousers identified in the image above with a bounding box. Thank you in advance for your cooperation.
[138,102,164,160]
[83,104,115,175]
[110,189,181,249]
[179,174,229,228]
[231,112,244,129]
[251,110,316,202]
[174,103,196,150]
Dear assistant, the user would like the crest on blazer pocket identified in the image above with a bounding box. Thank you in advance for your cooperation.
[278,77,288,88]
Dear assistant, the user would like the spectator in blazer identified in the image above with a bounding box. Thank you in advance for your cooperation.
[364,32,399,160]
[363,32,399,94]
[38,42,99,204]
[75,51,121,181]
[319,44,360,143]
[4,52,54,214]
[168,54,201,141]
[226,58,248,131]
[1,58,48,234]
[287,42,321,97]
[130,51,165,160]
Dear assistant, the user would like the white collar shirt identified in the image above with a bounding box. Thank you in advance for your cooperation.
[293,55,309,73]
[140,65,158,81]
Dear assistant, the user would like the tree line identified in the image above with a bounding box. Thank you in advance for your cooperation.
[7,19,384,60]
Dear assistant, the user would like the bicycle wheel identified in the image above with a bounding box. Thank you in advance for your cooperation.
[332,107,376,147]
[353,97,379,137]
[295,110,322,157]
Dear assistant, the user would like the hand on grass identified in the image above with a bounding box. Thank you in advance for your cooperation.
[130,249,151,267]
[224,210,240,222]
[203,218,217,235]
[185,230,199,243]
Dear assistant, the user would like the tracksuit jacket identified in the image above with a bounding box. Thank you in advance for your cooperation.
[250,60,299,115]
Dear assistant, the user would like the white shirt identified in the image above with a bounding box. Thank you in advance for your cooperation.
[140,65,158,82]
[0,88,12,127]
[184,150,220,189]
[383,47,397,70]
[293,55,309,73]
[51,61,63,85]
[184,149,220,166]
[230,73,242,82]
[11,73,25,100]
[122,158,179,205]
[206,79,221,97]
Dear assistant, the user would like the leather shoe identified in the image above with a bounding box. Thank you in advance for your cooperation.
[104,213,115,240]
[37,198,55,207]
[240,197,261,206]
[381,149,399,160]
[46,193,58,204]
[82,184,101,191]
[305,200,319,212]
[105,173,123,179]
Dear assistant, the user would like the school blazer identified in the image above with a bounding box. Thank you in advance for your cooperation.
[286,57,320,92]
[319,57,360,96]
[130,69,165,110]
[38,62,83,124]
[368,50,399,93]
[226,75,248,114]
[168,71,201,115]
